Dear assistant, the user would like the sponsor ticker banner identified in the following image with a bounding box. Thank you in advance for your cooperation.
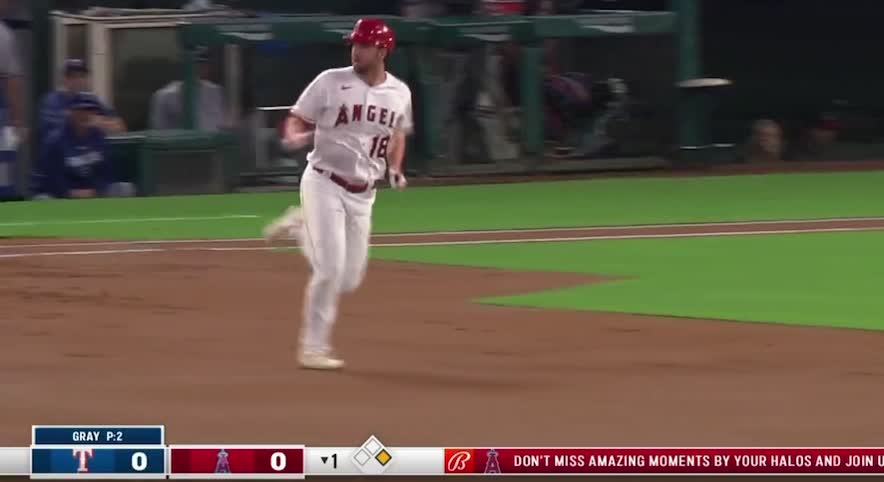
[8,428,884,477]
[442,447,884,475]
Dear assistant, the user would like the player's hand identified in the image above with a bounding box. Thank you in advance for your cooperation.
[97,116,127,134]
[281,132,314,151]
[388,168,407,190]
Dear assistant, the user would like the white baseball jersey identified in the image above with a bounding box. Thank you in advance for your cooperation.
[291,66,413,184]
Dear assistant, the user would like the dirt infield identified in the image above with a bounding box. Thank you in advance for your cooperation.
[3,218,884,447]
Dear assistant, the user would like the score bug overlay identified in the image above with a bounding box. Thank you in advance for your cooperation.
[168,445,304,479]
[30,447,166,479]
[32,426,165,446]
[30,425,166,479]
[304,435,403,476]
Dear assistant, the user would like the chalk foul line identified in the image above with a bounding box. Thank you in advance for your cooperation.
[0,248,164,259]
[0,223,883,259]
[3,215,884,250]
[0,214,259,227]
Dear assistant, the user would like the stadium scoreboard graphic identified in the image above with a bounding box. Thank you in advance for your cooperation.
[1,426,884,477]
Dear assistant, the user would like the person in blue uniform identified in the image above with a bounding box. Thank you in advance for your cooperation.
[32,93,134,199]
[38,59,126,141]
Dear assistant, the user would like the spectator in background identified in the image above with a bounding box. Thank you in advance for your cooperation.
[0,0,25,144]
[149,47,228,131]
[401,0,446,17]
[31,93,134,199]
[787,113,839,162]
[500,0,630,155]
[498,1,544,145]
[745,119,784,163]
[39,59,127,141]
[500,0,560,109]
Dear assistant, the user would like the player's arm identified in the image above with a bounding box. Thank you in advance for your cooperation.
[387,93,414,190]
[95,113,126,134]
[386,129,407,190]
[283,71,328,150]
[281,113,315,150]
[90,99,126,134]
[38,94,66,139]
[388,129,407,173]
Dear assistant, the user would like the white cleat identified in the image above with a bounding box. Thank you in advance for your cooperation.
[298,350,345,370]
[263,206,303,244]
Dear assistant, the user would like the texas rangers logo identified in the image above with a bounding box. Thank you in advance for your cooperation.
[215,449,231,473]
[72,448,94,473]
[444,449,475,473]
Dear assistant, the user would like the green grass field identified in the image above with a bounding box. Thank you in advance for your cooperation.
[3,171,884,239]
[372,231,884,330]
[3,171,884,329]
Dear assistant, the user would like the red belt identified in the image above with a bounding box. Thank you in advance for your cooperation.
[312,167,376,194]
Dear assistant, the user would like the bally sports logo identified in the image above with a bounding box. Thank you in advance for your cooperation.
[445,449,475,473]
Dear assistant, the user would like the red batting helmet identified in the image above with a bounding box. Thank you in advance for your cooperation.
[345,18,395,52]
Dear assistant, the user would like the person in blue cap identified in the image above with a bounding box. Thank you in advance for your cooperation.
[31,92,134,199]
[38,59,126,142]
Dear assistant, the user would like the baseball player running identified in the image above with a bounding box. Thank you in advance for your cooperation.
[264,18,412,370]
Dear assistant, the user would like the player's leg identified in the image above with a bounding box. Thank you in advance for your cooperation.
[298,168,347,369]
[341,189,376,293]
[263,204,304,244]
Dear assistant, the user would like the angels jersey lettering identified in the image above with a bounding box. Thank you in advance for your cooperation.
[291,67,413,184]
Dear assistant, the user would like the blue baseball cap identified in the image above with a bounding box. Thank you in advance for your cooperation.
[63,59,89,75]
[68,92,101,111]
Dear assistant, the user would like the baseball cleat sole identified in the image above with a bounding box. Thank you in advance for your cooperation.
[298,351,345,370]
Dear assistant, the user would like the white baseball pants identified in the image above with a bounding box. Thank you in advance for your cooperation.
[298,167,375,353]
